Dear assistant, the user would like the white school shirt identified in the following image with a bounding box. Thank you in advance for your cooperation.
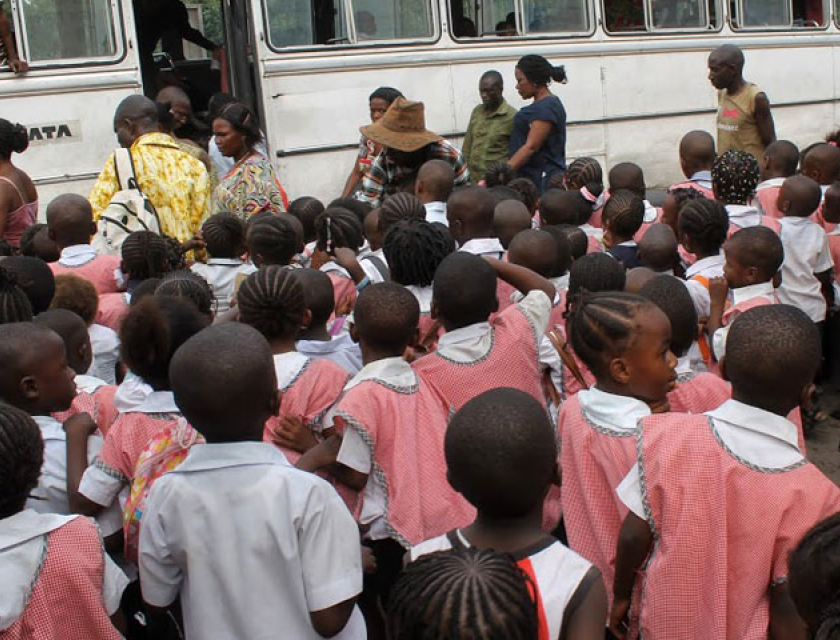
[139,441,366,640]
[579,223,603,241]
[359,247,389,284]
[0,511,128,630]
[27,415,123,537]
[87,323,120,385]
[617,399,803,519]
[458,237,505,259]
[296,334,364,375]
[689,170,713,191]
[424,201,448,227]
[58,244,98,266]
[190,258,257,314]
[335,357,417,541]
[405,284,434,315]
[726,204,762,229]
[684,253,725,318]
[711,282,776,361]
[778,216,834,322]
[643,200,659,224]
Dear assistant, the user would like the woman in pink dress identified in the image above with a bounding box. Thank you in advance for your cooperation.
[0,119,37,249]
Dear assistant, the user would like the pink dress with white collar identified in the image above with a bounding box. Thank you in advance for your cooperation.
[50,246,122,295]
[753,178,785,219]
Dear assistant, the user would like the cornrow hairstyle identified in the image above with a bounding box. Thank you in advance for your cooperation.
[51,274,98,326]
[539,189,592,226]
[215,102,263,150]
[564,157,604,196]
[246,215,298,267]
[121,231,170,280]
[0,265,33,324]
[288,196,325,243]
[712,149,760,205]
[667,186,705,215]
[383,218,456,287]
[678,198,729,256]
[0,256,54,314]
[602,188,645,239]
[567,291,656,378]
[201,212,246,259]
[155,270,216,318]
[237,265,307,341]
[120,296,209,390]
[314,207,365,254]
[516,54,568,86]
[638,275,698,357]
[387,548,539,640]
[162,235,187,271]
[0,118,29,160]
[507,177,539,214]
[130,278,161,305]
[484,161,518,187]
[0,404,43,519]
[328,197,374,227]
[567,252,626,298]
[789,513,840,640]
[379,192,426,236]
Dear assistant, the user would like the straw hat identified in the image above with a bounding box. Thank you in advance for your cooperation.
[360,97,442,152]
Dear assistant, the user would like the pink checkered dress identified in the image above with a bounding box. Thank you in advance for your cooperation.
[98,411,180,483]
[722,294,776,325]
[633,413,840,639]
[95,293,130,332]
[668,372,731,414]
[754,186,782,218]
[670,180,715,200]
[50,255,122,295]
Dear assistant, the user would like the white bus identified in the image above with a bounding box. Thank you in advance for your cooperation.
[3,0,839,207]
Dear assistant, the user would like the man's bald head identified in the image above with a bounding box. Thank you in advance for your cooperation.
[679,130,716,174]
[115,95,159,122]
[446,187,496,245]
[155,86,191,108]
[114,95,159,147]
[46,194,95,248]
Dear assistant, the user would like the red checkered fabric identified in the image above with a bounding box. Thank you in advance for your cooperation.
[754,186,783,219]
[99,412,180,481]
[326,271,356,316]
[52,391,98,425]
[95,293,129,332]
[333,378,475,548]
[263,358,349,465]
[413,302,545,412]
[92,386,119,436]
[668,372,731,414]
[557,395,638,610]
[722,294,776,325]
[2,517,121,640]
[634,413,840,639]
[670,180,715,200]
[50,255,122,295]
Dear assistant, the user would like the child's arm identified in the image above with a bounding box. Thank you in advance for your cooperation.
[609,512,654,640]
[817,268,836,312]
[706,276,729,356]
[310,598,359,638]
[333,247,367,286]
[560,567,608,640]
[769,583,808,640]
[295,433,369,491]
[64,414,105,517]
[483,256,556,300]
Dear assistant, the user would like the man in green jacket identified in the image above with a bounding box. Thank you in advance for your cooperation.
[462,70,516,183]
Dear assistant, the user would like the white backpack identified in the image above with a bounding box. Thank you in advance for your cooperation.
[91,148,161,256]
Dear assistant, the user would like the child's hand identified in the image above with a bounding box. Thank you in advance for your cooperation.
[333,247,357,269]
[62,413,97,437]
[648,398,672,414]
[361,546,377,574]
[608,598,631,640]
[311,248,329,270]
[181,232,206,254]
[708,277,729,307]
[335,294,354,317]
[273,416,318,453]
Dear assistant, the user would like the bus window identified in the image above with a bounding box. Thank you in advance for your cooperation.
[265,0,434,48]
[18,0,118,62]
[449,0,515,37]
[522,0,590,32]
[604,0,718,30]
[733,0,824,26]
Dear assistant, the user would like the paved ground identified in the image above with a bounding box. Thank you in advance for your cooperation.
[808,391,840,484]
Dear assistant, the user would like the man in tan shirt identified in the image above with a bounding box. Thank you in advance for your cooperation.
[708,45,775,162]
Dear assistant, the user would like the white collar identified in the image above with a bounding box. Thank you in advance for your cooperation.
[0,510,77,552]
[643,200,658,224]
[550,274,569,291]
[689,170,712,184]
[357,241,371,259]
[577,386,651,432]
[206,257,245,266]
[346,356,416,391]
[828,225,840,237]
[617,240,638,248]
[437,321,491,349]
[114,374,153,413]
[685,252,724,278]
[74,374,107,394]
[59,244,97,267]
[459,237,505,257]
[726,204,761,227]
[176,441,290,474]
[133,390,179,414]
[32,414,65,441]
[579,223,603,239]
[273,352,311,390]
[405,284,434,313]
[779,216,813,227]
[296,333,356,355]
[731,281,775,306]
[756,177,785,191]
[707,399,800,451]
[675,354,693,376]
[320,261,351,277]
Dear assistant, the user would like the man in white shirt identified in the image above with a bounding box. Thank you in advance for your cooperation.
[139,323,365,640]
[415,159,455,227]
[448,186,505,258]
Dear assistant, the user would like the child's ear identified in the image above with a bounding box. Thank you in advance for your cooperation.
[300,309,313,330]
[491,296,499,314]
[772,271,782,288]
[747,266,759,282]
[800,383,816,412]
[719,356,729,382]
[609,356,631,385]
[88,222,97,237]
[19,375,38,401]
[349,322,359,344]
[269,388,281,417]
[430,299,440,320]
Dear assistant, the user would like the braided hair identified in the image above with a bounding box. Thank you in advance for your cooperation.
[484,161,518,187]
[237,265,307,341]
[0,119,29,160]
[314,207,365,254]
[246,215,298,267]
[0,404,43,519]
[567,253,627,298]
[564,157,604,196]
[0,265,33,324]
[155,270,216,318]
[202,212,246,259]
[567,291,656,378]
[516,54,567,86]
[328,197,373,227]
[790,513,840,640]
[379,192,426,236]
[602,188,645,240]
[162,235,187,271]
[678,198,729,257]
[667,186,705,213]
[388,548,539,640]
[383,218,455,287]
[712,150,760,205]
[507,177,539,215]
[121,231,170,280]
[288,196,324,244]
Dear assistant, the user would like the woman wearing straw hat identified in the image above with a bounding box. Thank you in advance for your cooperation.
[356,98,470,208]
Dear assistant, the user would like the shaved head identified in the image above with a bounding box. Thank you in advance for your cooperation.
[679,130,716,173]
[446,186,496,245]
[763,140,799,178]
[46,194,94,248]
[624,267,657,294]
[779,175,822,218]
[494,200,532,249]
[416,159,455,203]
[507,229,560,278]
[609,163,645,198]
[711,44,744,69]
[803,143,840,185]
[638,223,679,272]
[155,86,191,108]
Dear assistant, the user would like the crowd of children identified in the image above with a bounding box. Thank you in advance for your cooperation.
[4,120,840,640]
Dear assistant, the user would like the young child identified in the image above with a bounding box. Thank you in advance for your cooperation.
[1,255,55,314]
[507,229,570,327]
[46,194,122,295]
[410,388,607,640]
[314,207,366,314]
[754,140,799,219]
[540,188,602,253]
[802,141,840,204]
[361,192,425,283]
[237,266,349,464]
[20,222,60,262]
[154,270,216,321]
[776,175,834,324]
[294,268,363,375]
[508,177,540,217]
[659,187,705,266]
[412,251,555,412]
[822,181,840,284]
[610,305,840,640]
[670,130,716,199]
[602,190,645,270]
[494,199,532,250]
[712,149,780,231]
[245,213,298,268]
[52,274,121,385]
[138,323,366,640]
[389,548,538,640]
[190,212,256,313]
[0,264,33,323]
[563,157,605,227]
[288,195,324,267]
[637,223,680,274]
[448,186,505,258]
[555,224,589,261]
[0,404,129,639]
[382,217,455,351]
[679,198,730,320]
[608,163,659,229]
[415,159,454,226]
[556,292,676,608]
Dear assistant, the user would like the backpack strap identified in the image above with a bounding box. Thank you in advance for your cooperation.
[547,327,588,390]
[114,147,140,193]
[361,254,390,281]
